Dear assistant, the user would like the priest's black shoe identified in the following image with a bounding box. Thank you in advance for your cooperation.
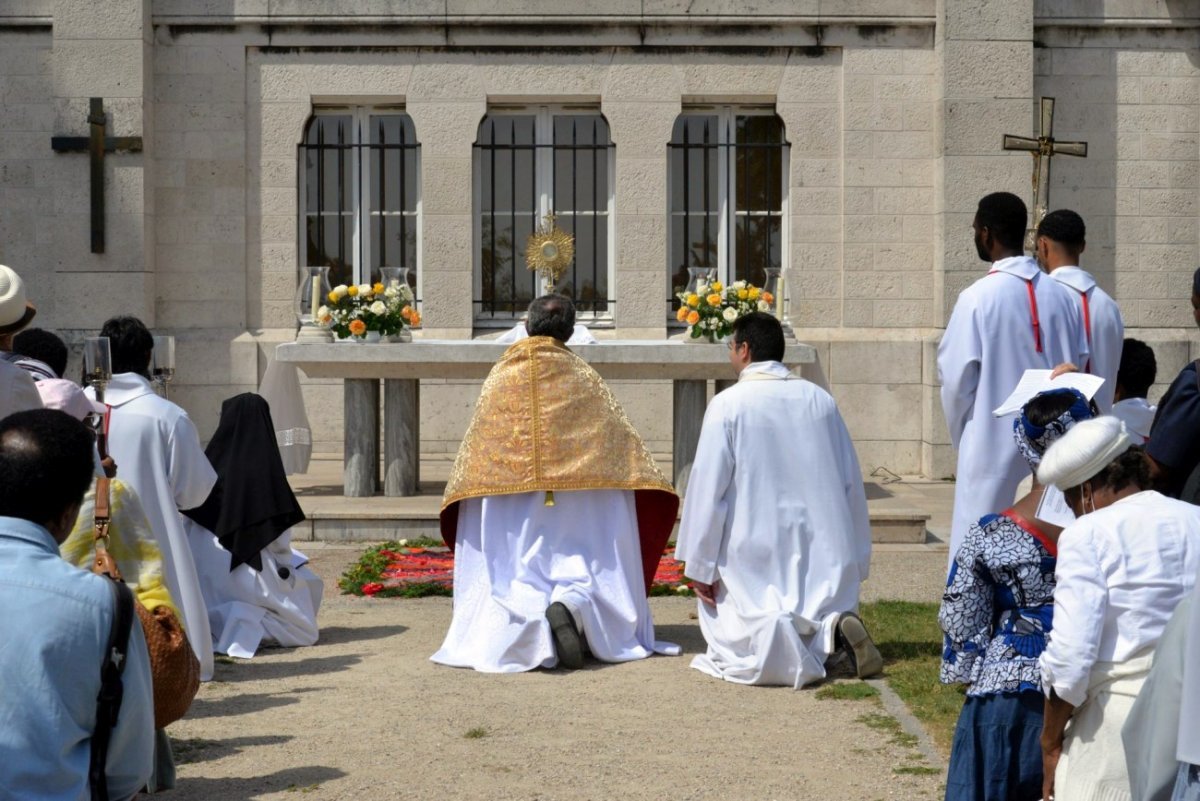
[835,612,884,679]
[546,602,585,669]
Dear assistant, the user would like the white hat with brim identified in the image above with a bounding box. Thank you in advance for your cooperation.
[0,264,36,335]
[1036,416,1134,492]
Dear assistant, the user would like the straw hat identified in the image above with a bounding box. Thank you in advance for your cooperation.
[0,265,36,335]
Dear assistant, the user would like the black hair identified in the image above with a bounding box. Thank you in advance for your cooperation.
[1022,389,1081,427]
[731,312,785,362]
[525,294,576,342]
[11,328,68,378]
[0,409,95,526]
[1117,338,1157,399]
[1193,266,1200,297]
[99,316,153,376]
[1037,209,1086,250]
[976,192,1029,252]
[1063,448,1152,508]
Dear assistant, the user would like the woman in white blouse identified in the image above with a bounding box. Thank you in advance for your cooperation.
[1036,416,1200,801]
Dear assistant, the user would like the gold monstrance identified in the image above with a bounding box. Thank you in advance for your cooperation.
[525,213,575,291]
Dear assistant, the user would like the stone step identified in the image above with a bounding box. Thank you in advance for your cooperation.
[289,460,934,545]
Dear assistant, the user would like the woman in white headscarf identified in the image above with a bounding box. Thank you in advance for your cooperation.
[1037,417,1200,801]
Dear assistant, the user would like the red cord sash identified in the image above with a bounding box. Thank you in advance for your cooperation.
[1079,290,1092,372]
[989,271,1042,353]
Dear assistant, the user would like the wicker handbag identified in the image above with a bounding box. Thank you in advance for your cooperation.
[92,477,201,729]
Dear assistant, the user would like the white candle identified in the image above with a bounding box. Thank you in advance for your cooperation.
[310,276,319,317]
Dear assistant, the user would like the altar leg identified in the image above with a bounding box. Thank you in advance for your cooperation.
[344,379,379,497]
[384,378,420,497]
[673,379,706,495]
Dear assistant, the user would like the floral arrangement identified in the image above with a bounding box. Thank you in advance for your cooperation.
[339,541,694,598]
[318,280,421,340]
[675,279,774,342]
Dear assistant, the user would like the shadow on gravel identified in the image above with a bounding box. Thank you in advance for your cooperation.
[652,624,706,655]
[186,689,319,719]
[312,624,409,646]
[215,653,365,682]
[169,766,346,800]
[172,734,293,765]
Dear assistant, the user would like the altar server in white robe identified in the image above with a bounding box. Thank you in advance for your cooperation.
[86,316,218,681]
[1036,416,1200,801]
[676,312,881,689]
[433,295,680,673]
[1036,209,1124,412]
[183,393,322,658]
[938,192,1089,563]
[1167,570,1200,800]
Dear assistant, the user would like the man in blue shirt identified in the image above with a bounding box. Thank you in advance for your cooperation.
[0,409,154,800]
[1147,268,1200,500]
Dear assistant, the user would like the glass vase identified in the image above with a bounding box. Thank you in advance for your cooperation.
[293,265,332,327]
[380,267,411,290]
[687,267,715,296]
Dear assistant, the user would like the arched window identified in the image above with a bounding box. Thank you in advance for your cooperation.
[474,106,614,323]
[668,108,788,312]
[299,108,420,293]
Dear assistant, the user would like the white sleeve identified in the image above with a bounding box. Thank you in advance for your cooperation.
[167,413,217,511]
[674,403,735,585]
[937,294,982,450]
[834,409,872,581]
[1040,523,1106,707]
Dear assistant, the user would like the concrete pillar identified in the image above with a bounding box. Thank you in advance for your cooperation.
[384,378,420,497]
[344,378,380,497]
[50,0,154,327]
[672,379,706,496]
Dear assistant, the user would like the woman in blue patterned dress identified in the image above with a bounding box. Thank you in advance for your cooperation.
[939,388,1095,801]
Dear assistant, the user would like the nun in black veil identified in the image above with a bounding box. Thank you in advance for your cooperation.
[184,393,323,658]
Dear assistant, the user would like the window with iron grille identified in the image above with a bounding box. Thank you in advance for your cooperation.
[668,108,789,314]
[299,108,420,294]
[474,106,614,323]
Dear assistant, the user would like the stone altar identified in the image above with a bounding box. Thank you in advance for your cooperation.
[276,340,818,498]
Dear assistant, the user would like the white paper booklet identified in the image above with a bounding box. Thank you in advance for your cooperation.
[1035,484,1076,528]
[992,369,1105,417]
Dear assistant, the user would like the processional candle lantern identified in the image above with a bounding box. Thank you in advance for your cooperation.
[151,335,176,398]
[84,336,113,457]
[293,265,333,344]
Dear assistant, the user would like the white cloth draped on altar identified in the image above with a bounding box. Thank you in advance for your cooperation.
[431,489,679,672]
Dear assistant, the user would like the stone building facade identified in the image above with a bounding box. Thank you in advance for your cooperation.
[2,0,1198,477]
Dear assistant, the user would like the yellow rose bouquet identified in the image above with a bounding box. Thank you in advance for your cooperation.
[674,279,774,343]
[319,279,420,341]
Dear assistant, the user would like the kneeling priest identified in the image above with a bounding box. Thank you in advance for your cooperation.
[431,294,680,672]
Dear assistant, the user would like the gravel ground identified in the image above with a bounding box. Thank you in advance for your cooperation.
[166,546,947,800]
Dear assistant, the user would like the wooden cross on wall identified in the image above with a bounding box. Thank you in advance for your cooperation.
[51,98,143,254]
[1002,97,1088,250]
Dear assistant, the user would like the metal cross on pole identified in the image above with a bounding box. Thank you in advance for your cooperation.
[1002,96,1088,250]
[51,98,144,254]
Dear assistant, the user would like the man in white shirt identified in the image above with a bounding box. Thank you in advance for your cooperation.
[938,192,1089,564]
[1110,338,1157,443]
[1037,416,1200,801]
[86,316,218,681]
[1036,209,1124,412]
[0,265,43,421]
[675,312,880,688]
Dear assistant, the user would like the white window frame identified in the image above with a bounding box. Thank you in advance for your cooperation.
[299,105,423,304]
[472,104,616,327]
[668,105,789,313]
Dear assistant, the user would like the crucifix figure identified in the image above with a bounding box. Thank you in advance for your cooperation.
[1002,97,1088,250]
[51,98,143,254]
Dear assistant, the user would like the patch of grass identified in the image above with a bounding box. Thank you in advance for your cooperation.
[893,766,941,776]
[286,784,322,793]
[860,600,964,755]
[214,654,238,665]
[856,712,919,749]
[463,727,488,739]
[815,681,880,701]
